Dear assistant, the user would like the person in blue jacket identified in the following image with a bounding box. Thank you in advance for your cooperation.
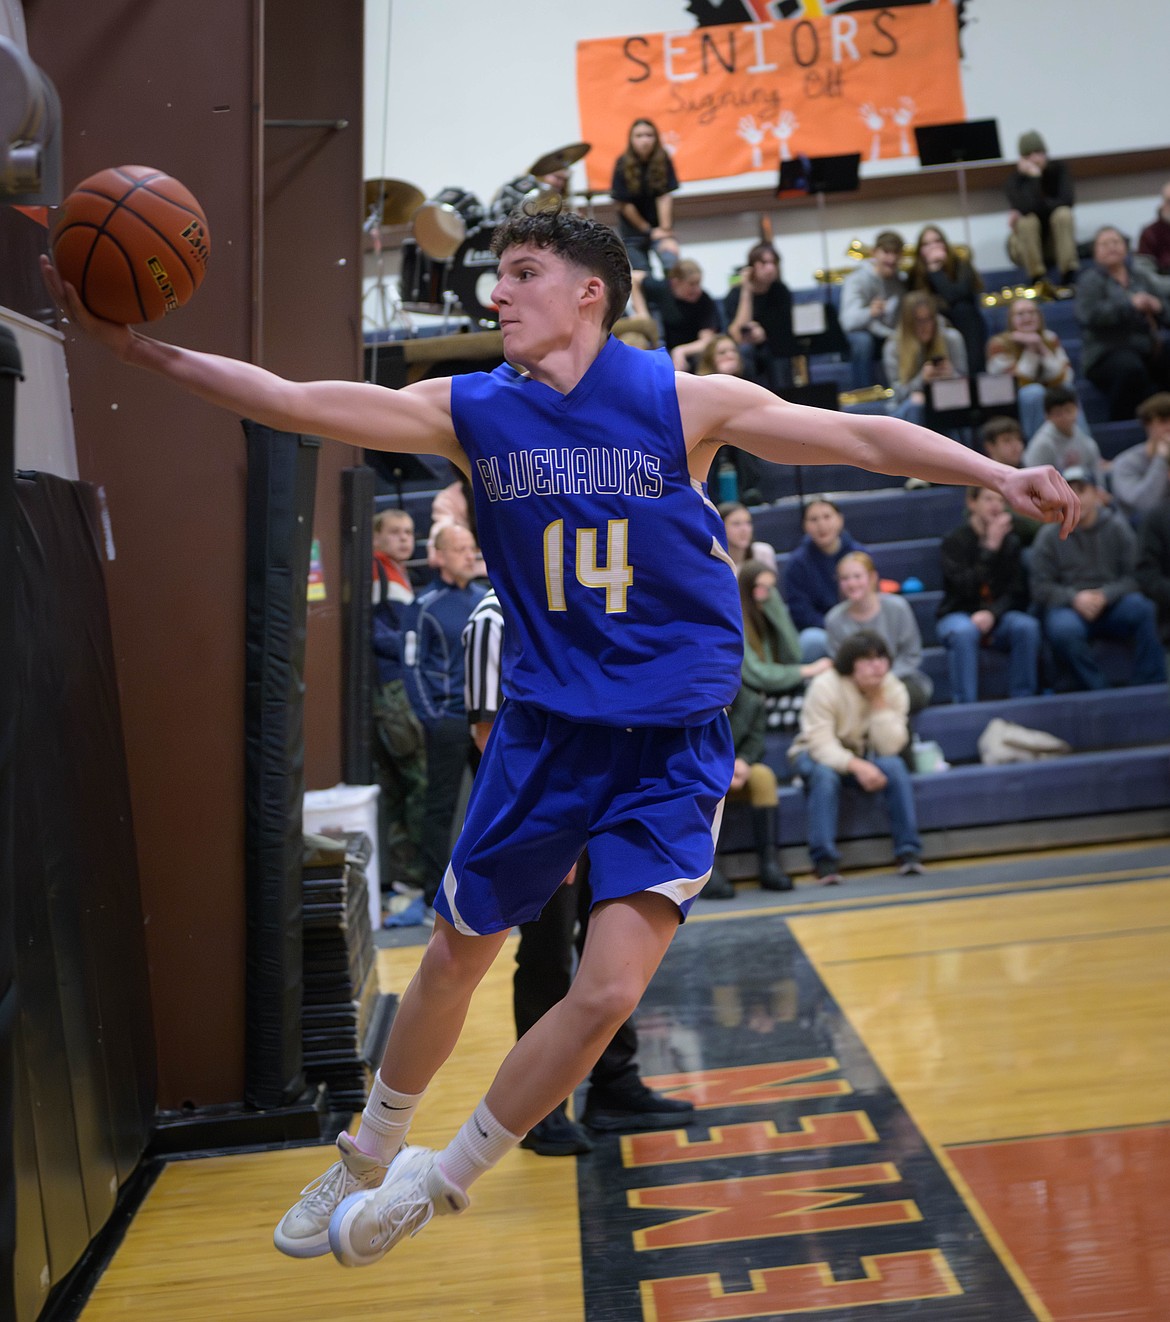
[783,498,868,661]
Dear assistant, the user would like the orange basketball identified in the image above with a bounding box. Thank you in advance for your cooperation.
[51,165,210,324]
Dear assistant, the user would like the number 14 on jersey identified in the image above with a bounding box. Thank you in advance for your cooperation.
[543,519,633,614]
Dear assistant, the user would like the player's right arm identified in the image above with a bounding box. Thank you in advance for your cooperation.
[41,256,464,464]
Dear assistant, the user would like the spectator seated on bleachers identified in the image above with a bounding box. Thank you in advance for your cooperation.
[979,417,1046,546]
[699,335,778,504]
[721,500,777,574]
[788,632,924,886]
[1110,392,1170,524]
[1136,493,1170,651]
[705,600,798,898]
[1030,465,1167,691]
[1005,130,1079,290]
[985,298,1075,439]
[739,559,832,736]
[1022,385,1105,482]
[630,260,721,372]
[883,291,968,430]
[839,230,905,391]
[722,242,796,393]
[1076,225,1170,421]
[825,551,933,712]
[907,225,988,374]
[1136,179,1170,296]
[935,486,1041,705]
[784,497,868,661]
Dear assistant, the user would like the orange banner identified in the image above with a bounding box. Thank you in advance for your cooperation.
[577,2,965,192]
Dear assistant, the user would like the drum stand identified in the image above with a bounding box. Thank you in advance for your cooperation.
[363,205,413,336]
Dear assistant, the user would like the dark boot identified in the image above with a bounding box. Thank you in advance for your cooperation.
[704,860,735,899]
[751,806,793,891]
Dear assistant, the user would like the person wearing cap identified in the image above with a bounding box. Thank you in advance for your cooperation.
[1030,466,1167,690]
[1005,131,1079,290]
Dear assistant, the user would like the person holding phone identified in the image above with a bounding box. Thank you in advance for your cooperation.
[883,291,968,428]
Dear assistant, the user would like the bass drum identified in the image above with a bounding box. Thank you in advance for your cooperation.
[398,238,447,312]
[448,224,501,324]
[412,187,485,261]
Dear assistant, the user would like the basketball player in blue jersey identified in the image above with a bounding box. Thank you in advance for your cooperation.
[43,212,1077,1267]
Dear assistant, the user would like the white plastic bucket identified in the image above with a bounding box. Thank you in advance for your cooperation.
[303,783,381,933]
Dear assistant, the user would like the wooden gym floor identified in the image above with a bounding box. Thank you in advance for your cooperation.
[76,837,1170,1321]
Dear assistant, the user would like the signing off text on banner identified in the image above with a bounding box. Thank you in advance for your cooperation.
[577,2,966,191]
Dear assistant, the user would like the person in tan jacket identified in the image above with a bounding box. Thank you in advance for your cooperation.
[788,631,924,885]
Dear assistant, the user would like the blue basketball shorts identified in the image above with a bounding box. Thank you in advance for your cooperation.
[432,700,734,936]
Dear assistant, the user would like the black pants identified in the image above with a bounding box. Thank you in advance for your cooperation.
[1087,343,1170,421]
[420,715,473,907]
[513,852,638,1094]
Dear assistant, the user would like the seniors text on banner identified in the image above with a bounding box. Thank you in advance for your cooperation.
[577,2,966,191]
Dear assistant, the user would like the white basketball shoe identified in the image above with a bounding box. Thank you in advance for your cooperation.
[273,1132,388,1258]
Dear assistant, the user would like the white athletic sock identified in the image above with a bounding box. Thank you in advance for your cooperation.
[436,1099,521,1194]
[354,1073,425,1165]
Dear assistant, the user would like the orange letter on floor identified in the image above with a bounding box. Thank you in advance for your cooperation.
[632,1163,919,1250]
[642,1249,961,1321]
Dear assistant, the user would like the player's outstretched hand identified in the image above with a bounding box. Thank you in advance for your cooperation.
[40,254,135,359]
[1001,464,1080,538]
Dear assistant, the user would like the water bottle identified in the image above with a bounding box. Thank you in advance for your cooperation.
[716,461,738,504]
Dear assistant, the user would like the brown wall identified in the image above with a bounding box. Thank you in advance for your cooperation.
[262,4,363,788]
[26,0,361,1108]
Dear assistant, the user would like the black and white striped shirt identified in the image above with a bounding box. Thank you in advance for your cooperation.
[462,588,504,726]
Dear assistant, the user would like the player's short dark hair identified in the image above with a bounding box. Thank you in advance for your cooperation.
[980,415,1023,449]
[833,631,890,676]
[491,204,632,331]
[1044,384,1078,412]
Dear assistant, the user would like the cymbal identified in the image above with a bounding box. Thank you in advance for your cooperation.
[363,178,425,226]
[527,142,591,179]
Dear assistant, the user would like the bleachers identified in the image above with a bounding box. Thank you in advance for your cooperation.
[369,271,1169,877]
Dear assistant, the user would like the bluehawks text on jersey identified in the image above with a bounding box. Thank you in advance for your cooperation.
[475,447,664,503]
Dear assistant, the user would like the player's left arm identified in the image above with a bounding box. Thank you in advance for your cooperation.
[677,372,1080,537]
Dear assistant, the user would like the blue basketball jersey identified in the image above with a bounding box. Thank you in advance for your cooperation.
[450,337,743,727]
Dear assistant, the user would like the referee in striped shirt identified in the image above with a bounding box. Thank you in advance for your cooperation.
[460,588,694,1154]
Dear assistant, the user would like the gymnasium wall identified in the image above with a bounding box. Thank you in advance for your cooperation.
[23,0,362,1110]
[362,0,1169,308]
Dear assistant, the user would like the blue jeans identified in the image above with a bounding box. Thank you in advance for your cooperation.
[1043,593,1168,690]
[799,627,829,662]
[891,395,924,427]
[623,232,678,276]
[847,330,885,391]
[793,751,922,869]
[936,609,1041,704]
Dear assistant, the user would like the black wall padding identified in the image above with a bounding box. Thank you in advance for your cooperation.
[0,326,19,1320]
[341,466,375,786]
[11,473,156,1310]
[243,421,319,1109]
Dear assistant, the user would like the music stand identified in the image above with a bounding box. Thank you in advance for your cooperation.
[914,120,1002,250]
[924,372,1018,439]
[776,153,861,297]
[364,449,453,507]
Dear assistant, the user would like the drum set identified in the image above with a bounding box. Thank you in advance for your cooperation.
[363,143,593,331]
